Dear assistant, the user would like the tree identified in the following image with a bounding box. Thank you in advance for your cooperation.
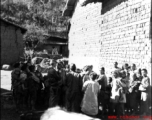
[1,0,69,47]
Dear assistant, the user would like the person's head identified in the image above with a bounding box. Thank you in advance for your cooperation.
[121,65,124,70]
[28,65,35,72]
[89,72,97,81]
[114,62,118,68]
[21,63,28,71]
[107,77,112,84]
[13,62,20,69]
[70,63,76,72]
[90,65,93,71]
[99,67,105,74]
[56,62,63,71]
[141,69,148,77]
[83,65,93,75]
[124,63,129,70]
[13,63,20,75]
[50,59,57,68]
[131,64,136,71]
[120,70,126,78]
[136,68,142,77]
[66,64,70,70]
[76,68,82,73]
[113,70,119,78]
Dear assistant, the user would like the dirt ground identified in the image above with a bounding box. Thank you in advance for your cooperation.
[1,96,20,120]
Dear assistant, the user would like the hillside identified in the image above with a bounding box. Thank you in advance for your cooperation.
[0,0,69,44]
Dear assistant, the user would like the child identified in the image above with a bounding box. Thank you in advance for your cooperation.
[11,62,21,111]
[11,63,21,91]
[110,71,127,116]
[139,69,150,115]
[81,72,100,116]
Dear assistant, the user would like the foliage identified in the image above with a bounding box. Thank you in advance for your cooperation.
[0,0,69,46]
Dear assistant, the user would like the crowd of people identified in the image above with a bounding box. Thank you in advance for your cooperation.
[11,59,151,118]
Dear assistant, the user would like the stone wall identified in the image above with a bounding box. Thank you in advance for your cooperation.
[68,0,151,79]
[1,21,24,66]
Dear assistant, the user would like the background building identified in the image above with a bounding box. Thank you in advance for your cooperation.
[35,36,69,57]
[1,18,27,66]
[63,0,152,79]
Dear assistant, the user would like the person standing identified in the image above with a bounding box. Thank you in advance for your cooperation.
[123,63,130,80]
[27,65,40,110]
[96,67,107,115]
[47,59,61,107]
[139,69,150,115]
[52,47,58,55]
[81,72,100,116]
[56,62,67,108]
[16,63,29,112]
[135,68,143,112]
[35,65,44,109]
[105,77,113,114]
[65,63,82,112]
[109,71,127,116]
[111,62,121,74]
[128,64,141,114]
[11,62,21,111]
[118,71,129,116]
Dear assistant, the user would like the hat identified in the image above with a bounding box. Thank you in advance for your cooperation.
[99,67,105,71]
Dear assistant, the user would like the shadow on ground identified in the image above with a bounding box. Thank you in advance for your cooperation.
[0,88,20,120]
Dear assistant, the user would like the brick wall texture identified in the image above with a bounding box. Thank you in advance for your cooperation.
[68,0,151,80]
[1,21,24,66]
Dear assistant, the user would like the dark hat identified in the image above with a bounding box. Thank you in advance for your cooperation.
[99,67,105,71]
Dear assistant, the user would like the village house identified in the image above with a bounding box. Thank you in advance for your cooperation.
[0,18,27,66]
[35,36,69,57]
[63,0,152,79]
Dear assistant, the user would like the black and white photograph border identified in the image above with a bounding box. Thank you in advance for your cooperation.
[0,0,152,120]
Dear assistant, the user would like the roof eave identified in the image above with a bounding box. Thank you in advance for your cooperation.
[43,42,68,45]
[0,18,27,34]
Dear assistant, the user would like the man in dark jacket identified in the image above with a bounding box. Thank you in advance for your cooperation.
[65,63,83,113]
[27,65,40,110]
[47,59,61,107]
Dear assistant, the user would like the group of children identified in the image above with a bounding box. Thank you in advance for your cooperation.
[11,61,44,112]
[107,62,150,117]
[11,59,151,118]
